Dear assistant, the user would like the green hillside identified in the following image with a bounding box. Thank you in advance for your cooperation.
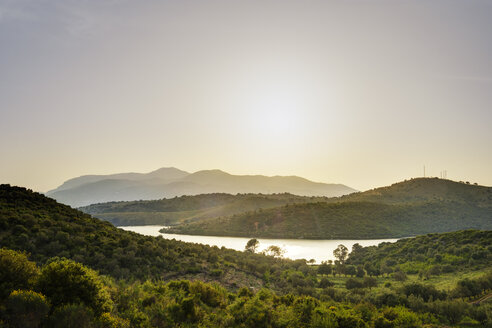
[166,178,492,239]
[1,184,492,327]
[334,178,491,205]
[80,193,328,226]
[0,184,306,290]
[347,230,492,275]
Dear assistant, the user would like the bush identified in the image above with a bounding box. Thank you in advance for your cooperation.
[392,271,407,282]
[429,300,468,325]
[0,249,39,299]
[318,277,334,288]
[6,290,50,328]
[97,313,130,328]
[37,259,112,315]
[363,277,378,289]
[48,303,95,328]
[402,283,445,302]
[346,278,364,290]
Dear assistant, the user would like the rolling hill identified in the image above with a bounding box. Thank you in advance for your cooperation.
[46,167,356,207]
[166,178,492,239]
[80,193,330,226]
[2,184,492,327]
[0,184,305,289]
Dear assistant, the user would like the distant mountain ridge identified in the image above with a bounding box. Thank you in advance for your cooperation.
[46,167,356,207]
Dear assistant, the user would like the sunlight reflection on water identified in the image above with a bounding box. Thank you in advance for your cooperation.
[120,225,399,264]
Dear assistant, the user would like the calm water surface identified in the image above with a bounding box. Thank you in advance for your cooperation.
[120,225,399,263]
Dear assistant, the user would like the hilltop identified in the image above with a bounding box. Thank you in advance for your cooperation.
[333,177,491,205]
[46,167,356,207]
[166,178,492,239]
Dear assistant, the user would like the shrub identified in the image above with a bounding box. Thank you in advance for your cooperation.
[37,259,112,315]
[0,249,39,299]
[6,290,50,328]
[346,278,364,290]
[48,303,95,328]
[318,277,334,288]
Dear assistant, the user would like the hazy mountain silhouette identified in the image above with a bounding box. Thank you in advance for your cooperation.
[46,167,356,207]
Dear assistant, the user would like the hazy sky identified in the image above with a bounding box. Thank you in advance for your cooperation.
[1,0,491,192]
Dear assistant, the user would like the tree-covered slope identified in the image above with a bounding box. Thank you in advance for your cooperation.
[80,193,329,226]
[347,230,492,274]
[0,184,307,290]
[333,178,491,206]
[2,185,492,327]
[166,179,492,239]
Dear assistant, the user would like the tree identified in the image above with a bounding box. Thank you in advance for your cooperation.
[352,243,363,254]
[318,277,334,288]
[363,277,378,289]
[333,244,348,264]
[356,265,365,278]
[381,264,393,277]
[6,290,50,328]
[393,270,408,282]
[48,303,95,328]
[345,278,364,290]
[0,248,39,299]
[345,265,357,277]
[37,259,112,315]
[317,262,332,275]
[245,239,259,253]
[263,245,285,258]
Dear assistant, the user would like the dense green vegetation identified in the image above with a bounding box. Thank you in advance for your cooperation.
[1,183,491,327]
[334,178,491,205]
[0,185,314,290]
[1,248,491,327]
[348,230,492,276]
[167,178,492,239]
[80,193,328,226]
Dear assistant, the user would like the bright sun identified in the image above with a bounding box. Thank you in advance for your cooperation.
[244,85,306,140]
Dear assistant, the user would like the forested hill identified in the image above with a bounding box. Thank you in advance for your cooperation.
[167,178,492,239]
[2,184,492,327]
[80,193,328,226]
[333,177,491,205]
[347,229,492,273]
[0,184,306,290]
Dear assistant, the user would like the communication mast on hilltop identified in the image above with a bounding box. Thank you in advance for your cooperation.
[423,165,426,178]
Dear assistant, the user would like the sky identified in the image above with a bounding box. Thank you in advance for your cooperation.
[1,0,491,192]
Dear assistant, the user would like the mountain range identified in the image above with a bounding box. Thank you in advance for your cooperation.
[46,167,356,207]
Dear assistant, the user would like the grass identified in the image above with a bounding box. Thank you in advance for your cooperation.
[316,268,491,294]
